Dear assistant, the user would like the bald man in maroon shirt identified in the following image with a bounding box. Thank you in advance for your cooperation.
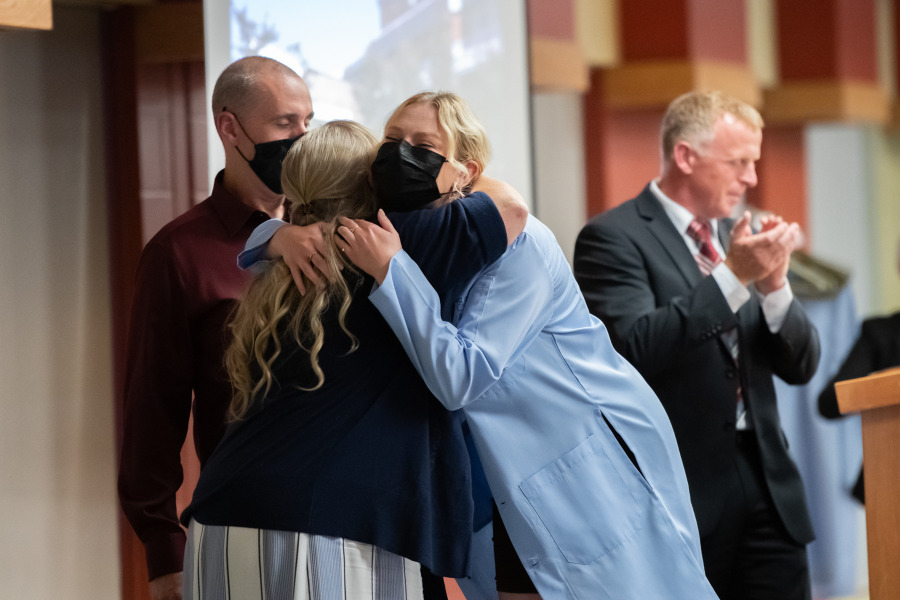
[118,56,326,600]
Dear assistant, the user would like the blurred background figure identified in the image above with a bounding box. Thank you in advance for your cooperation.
[817,239,900,504]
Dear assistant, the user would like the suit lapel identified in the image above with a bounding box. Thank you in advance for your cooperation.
[717,217,733,253]
[636,192,744,365]
[634,188,703,288]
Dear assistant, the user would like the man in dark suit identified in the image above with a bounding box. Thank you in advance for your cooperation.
[574,90,820,600]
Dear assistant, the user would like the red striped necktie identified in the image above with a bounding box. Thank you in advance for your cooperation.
[687,218,746,421]
[687,218,721,275]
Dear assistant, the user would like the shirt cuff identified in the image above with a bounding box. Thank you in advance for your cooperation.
[237,219,289,272]
[711,262,751,313]
[368,250,410,300]
[754,280,794,333]
[143,530,187,581]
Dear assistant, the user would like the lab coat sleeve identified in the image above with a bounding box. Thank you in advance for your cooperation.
[369,240,553,409]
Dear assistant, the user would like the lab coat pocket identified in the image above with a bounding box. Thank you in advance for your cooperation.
[519,429,646,565]
[454,275,493,334]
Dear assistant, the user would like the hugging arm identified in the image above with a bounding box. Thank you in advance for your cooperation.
[241,180,526,292]
[238,220,332,294]
[470,176,528,245]
[347,233,553,409]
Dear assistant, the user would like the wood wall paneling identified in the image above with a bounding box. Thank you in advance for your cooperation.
[531,37,589,92]
[687,0,748,63]
[775,0,878,81]
[747,124,807,235]
[137,63,197,241]
[619,0,689,61]
[775,0,841,81]
[104,2,206,598]
[890,0,900,128]
[770,0,887,125]
[764,80,889,124]
[601,108,665,211]
[586,0,760,214]
[583,68,665,217]
[135,2,204,64]
[575,0,619,67]
[602,60,761,109]
[861,403,900,600]
[528,0,588,92]
[527,0,575,38]
[102,7,151,600]
[620,0,746,63]
[0,0,52,30]
[188,62,209,205]
[835,369,900,600]
[583,68,609,217]
[135,59,207,529]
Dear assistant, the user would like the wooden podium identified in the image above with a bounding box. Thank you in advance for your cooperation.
[835,367,900,600]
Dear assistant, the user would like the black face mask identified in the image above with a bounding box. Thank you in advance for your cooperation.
[370,141,448,212]
[231,112,301,194]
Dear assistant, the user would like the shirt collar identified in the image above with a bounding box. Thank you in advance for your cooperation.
[649,179,719,240]
[208,170,283,237]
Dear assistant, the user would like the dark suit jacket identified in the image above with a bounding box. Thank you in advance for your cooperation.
[817,311,900,503]
[574,184,820,545]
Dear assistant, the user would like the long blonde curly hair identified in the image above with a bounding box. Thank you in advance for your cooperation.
[226,120,379,421]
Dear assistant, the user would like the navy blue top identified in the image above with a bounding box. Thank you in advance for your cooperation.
[181,192,506,578]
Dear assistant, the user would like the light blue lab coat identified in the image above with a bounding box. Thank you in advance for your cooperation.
[370,216,719,600]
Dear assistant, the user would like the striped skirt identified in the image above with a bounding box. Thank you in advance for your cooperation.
[184,519,424,600]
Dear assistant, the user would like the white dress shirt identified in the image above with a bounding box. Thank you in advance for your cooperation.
[649,179,793,332]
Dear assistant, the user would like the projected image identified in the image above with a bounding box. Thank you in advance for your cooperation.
[226,0,532,200]
[231,0,379,123]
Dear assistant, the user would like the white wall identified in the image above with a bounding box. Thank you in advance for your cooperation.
[531,92,587,264]
[805,125,877,317]
[0,7,120,598]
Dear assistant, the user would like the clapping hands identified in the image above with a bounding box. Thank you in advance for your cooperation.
[725,211,801,294]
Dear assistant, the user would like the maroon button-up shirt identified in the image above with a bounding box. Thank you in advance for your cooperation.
[117,171,272,580]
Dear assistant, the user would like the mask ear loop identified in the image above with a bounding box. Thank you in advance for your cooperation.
[223,108,257,162]
[442,159,470,202]
[449,181,463,201]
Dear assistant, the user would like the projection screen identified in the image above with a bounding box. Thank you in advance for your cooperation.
[203,0,534,206]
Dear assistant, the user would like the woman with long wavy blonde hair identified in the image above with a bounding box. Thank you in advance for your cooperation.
[179,112,514,600]
[225,120,376,421]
